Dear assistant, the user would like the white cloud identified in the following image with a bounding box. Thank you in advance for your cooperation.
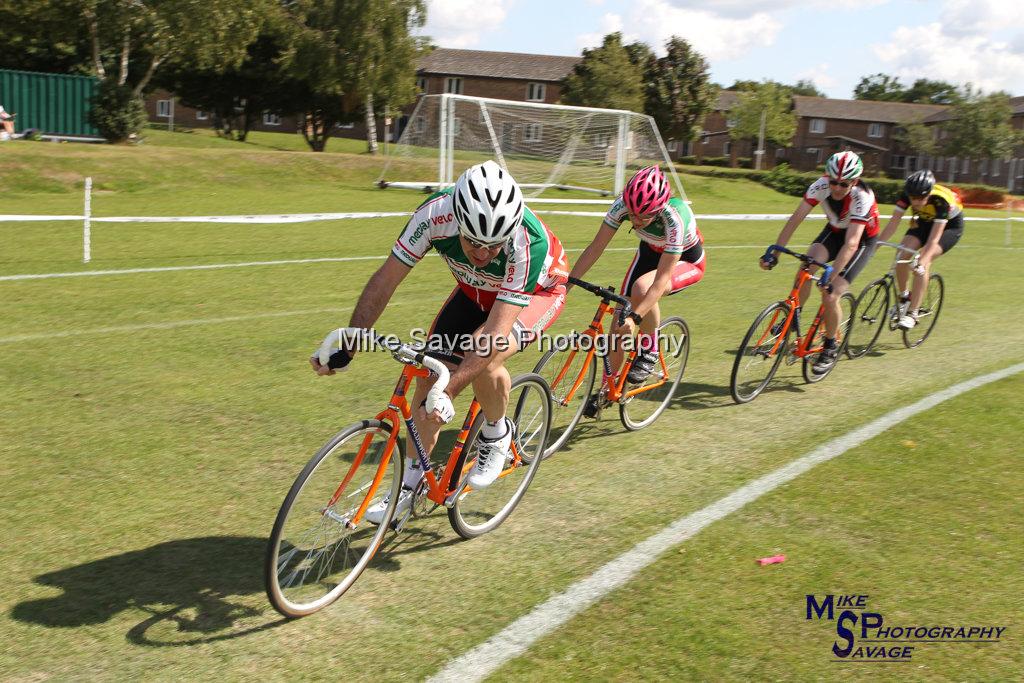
[795,63,837,91]
[623,0,783,61]
[420,0,512,49]
[871,3,1024,94]
[576,13,625,52]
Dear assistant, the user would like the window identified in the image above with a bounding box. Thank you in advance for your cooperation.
[335,122,354,129]
[935,157,944,172]
[723,140,731,155]
[807,147,819,156]
[156,100,171,118]
[1017,158,1024,178]
[726,117,737,129]
[868,122,885,138]
[195,110,208,121]
[523,123,542,142]
[526,82,546,102]
[992,159,1000,177]
[961,158,969,174]
[701,130,709,145]
[980,158,989,175]
[809,118,825,134]
[445,77,462,94]
[263,113,281,126]
[416,77,427,92]
[667,140,678,152]
[775,147,786,159]
[891,155,905,169]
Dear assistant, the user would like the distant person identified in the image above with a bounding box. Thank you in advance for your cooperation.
[0,104,15,140]
[877,169,963,330]
[760,151,880,374]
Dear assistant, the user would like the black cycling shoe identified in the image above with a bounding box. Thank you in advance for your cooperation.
[627,349,659,384]
[582,393,601,418]
[812,345,839,374]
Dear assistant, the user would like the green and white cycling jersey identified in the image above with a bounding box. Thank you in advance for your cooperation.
[603,196,699,254]
[391,188,569,309]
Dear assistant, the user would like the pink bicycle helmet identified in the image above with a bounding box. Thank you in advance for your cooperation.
[623,166,670,216]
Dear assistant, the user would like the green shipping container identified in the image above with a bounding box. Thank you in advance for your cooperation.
[0,68,100,137]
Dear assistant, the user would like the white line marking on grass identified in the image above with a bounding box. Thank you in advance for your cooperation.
[0,307,352,345]
[0,247,768,282]
[427,362,1024,683]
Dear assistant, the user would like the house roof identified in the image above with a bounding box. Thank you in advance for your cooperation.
[825,134,888,152]
[417,48,579,82]
[922,94,1024,123]
[714,90,741,111]
[793,95,948,124]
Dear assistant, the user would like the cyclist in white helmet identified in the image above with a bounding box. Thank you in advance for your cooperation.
[760,150,880,374]
[310,160,569,523]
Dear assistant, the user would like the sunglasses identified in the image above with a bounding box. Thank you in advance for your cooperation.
[828,180,852,188]
[463,235,504,250]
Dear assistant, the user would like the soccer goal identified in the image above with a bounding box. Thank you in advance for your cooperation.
[377,94,685,200]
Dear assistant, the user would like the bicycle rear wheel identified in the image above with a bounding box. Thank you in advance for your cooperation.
[448,374,551,539]
[532,342,597,458]
[846,278,889,359]
[730,302,790,404]
[619,317,689,431]
[802,292,855,383]
[903,273,944,348]
[265,421,402,618]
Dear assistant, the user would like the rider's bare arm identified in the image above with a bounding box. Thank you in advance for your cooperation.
[444,301,521,398]
[567,223,617,288]
[774,200,815,248]
[633,250,681,318]
[877,207,906,244]
[349,255,412,330]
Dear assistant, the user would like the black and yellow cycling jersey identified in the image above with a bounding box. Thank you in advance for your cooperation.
[895,184,963,226]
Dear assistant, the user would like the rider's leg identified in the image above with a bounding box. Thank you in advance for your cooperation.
[821,276,850,339]
[799,242,829,309]
[895,233,923,300]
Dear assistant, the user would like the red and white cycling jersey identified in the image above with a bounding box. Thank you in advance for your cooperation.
[803,177,880,238]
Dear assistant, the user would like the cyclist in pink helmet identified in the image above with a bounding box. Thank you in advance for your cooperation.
[568,165,706,388]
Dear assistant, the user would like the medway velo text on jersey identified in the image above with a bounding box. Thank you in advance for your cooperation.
[803,177,881,237]
[603,196,700,253]
[391,188,569,309]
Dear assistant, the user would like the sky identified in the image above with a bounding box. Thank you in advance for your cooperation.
[418,0,1024,99]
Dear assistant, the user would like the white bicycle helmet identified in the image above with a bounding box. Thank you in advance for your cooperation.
[452,160,524,246]
[825,151,863,181]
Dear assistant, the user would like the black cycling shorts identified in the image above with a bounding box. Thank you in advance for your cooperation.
[905,213,964,254]
[812,224,878,284]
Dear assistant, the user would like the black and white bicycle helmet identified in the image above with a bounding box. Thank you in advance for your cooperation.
[452,160,524,246]
[904,169,936,197]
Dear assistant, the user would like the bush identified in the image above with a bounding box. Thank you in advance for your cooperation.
[89,81,146,143]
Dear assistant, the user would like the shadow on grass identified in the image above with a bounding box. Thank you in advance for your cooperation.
[11,536,288,647]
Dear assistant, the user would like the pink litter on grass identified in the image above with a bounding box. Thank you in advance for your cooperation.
[756,554,786,565]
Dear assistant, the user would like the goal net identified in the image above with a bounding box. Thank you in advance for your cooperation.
[378,94,685,200]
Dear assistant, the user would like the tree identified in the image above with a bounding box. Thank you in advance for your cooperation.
[894,121,939,157]
[902,78,962,105]
[791,79,825,97]
[727,81,796,169]
[941,90,1023,163]
[853,73,906,101]
[561,33,645,112]
[281,0,425,152]
[644,36,715,147]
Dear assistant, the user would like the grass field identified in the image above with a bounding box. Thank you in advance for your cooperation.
[1,134,1021,681]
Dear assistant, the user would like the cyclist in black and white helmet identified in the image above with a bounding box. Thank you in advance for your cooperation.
[878,169,965,330]
[311,160,569,523]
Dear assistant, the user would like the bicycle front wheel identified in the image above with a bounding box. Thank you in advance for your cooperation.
[730,302,790,404]
[532,342,597,458]
[846,278,889,359]
[619,317,690,431]
[265,421,403,618]
[448,373,551,539]
[802,292,855,383]
[903,273,944,348]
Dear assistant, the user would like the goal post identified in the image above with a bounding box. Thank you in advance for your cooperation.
[377,94,686,201]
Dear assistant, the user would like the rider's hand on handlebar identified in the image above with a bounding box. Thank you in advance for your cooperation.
[310,347,353,376]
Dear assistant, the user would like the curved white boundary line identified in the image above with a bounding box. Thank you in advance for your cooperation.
[427,362,1024,683]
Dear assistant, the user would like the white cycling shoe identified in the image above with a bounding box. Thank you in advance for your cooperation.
[364,486,415,525]
[897,313,918,330]
[468,418,514,489]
